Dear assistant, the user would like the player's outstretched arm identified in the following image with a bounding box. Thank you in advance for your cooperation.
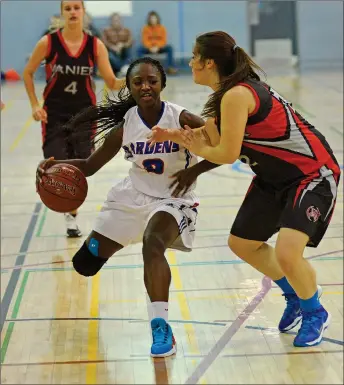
[36,124,124,184]
[179,111,221,174]
[96,39,126,91]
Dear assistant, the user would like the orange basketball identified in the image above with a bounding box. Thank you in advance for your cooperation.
[37,163,88,213]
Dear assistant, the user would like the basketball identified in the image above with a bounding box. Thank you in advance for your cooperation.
[37,163,88,213]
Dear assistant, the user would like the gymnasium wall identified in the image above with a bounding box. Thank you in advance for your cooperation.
[1,0,343,74]
[297,0,343,70]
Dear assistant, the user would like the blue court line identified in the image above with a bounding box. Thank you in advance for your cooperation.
[0,202,42,333]
[10,255,341,274]
[3,317,227,327]
[3,316,342,346]
[245,325,344,346]
[181,349,343,359]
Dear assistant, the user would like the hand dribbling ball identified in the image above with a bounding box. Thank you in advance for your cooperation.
[37,163,88,213]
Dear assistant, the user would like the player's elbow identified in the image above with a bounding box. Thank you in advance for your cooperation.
[23,67,33,80]
[81,159,95,177]
[226,154,239,165]
[217,150,239,165]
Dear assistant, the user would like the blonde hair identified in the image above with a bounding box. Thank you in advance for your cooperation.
[60,0,85,13]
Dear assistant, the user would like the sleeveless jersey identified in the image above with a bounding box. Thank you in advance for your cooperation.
[234,79,340,187]
[122,101,198,198]
[43,30,96,111]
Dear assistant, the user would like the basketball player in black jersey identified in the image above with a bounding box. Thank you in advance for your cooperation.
[148,31,341,348]
[23,0,125,237]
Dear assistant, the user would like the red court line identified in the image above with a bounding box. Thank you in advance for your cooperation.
[1,358,148,367]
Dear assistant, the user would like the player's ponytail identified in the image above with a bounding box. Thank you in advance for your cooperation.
[195,31,265,128]
[64,87,136,147]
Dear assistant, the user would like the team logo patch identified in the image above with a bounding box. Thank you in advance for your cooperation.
[306,206,321,222]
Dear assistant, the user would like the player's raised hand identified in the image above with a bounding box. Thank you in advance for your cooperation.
[147,125,168,147]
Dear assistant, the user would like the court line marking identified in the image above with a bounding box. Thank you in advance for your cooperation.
[1,271,29,363]
[245,326,344,346]
[1,229,342,258]
[2,253,341,273]
[168,250,207,384]
[9,116,34,152]
[4,315,343,347]
[1,358,149,367]
[4,317,227,327]
[1,256,343,365]
[86,273,100,384]
[184,250,344,383]
[0,202,42,333]
[184,276,272,384]
[35,206,48,237]
[1,349,342,367]
[184,349,344,359]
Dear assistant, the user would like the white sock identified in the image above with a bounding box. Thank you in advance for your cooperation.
[150,301,169,322]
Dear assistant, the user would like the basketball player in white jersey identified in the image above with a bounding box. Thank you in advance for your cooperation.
[36,57,219,357]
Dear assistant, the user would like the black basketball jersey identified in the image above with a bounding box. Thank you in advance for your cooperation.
[236,79,340,187]
[43,30,96,111]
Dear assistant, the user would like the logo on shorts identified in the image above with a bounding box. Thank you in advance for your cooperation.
[306,206,321,222]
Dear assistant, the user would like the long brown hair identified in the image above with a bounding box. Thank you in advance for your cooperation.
[196,31,265,122]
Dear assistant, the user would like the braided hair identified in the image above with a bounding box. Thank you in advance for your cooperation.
[65,57,167,148]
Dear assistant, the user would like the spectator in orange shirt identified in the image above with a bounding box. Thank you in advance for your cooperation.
[137,11,177,74]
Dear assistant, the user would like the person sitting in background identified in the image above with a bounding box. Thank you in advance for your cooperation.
[137,11,177,75]
[102,13,132,76]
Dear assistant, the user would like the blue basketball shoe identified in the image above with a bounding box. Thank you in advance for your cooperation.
[294,306,331,347]
[150,318,176,357]
[279,285,322,332]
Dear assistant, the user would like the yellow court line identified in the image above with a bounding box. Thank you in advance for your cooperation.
[167,250,207,385]
[1,100,14,112]
[9,116,34,152]
[86,272,100,384]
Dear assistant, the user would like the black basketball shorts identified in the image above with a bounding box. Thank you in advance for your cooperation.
[41,108,93,160]
[230,167,340,247]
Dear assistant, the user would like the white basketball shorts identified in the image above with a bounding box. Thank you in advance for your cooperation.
[93,176,199,251]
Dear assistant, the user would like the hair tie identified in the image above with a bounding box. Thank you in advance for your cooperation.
[233,44,238,51]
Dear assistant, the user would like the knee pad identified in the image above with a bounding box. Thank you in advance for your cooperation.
[72,239,107,277]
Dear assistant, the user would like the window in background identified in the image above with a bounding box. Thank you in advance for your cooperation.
[84,1,132,16]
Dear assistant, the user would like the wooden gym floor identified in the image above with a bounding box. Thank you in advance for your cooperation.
[1,70,343,384]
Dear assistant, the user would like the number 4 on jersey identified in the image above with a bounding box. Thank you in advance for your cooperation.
[64,81,78,95]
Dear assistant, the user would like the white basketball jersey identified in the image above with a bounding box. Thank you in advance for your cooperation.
[122,101,198,198]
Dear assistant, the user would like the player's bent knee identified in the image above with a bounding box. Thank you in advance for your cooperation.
[72,240,107,277]
[142,232,166,258]
[228,234,263,258]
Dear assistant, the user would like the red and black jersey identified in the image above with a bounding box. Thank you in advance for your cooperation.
[43,29,97,112]
[235,79,340,187]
